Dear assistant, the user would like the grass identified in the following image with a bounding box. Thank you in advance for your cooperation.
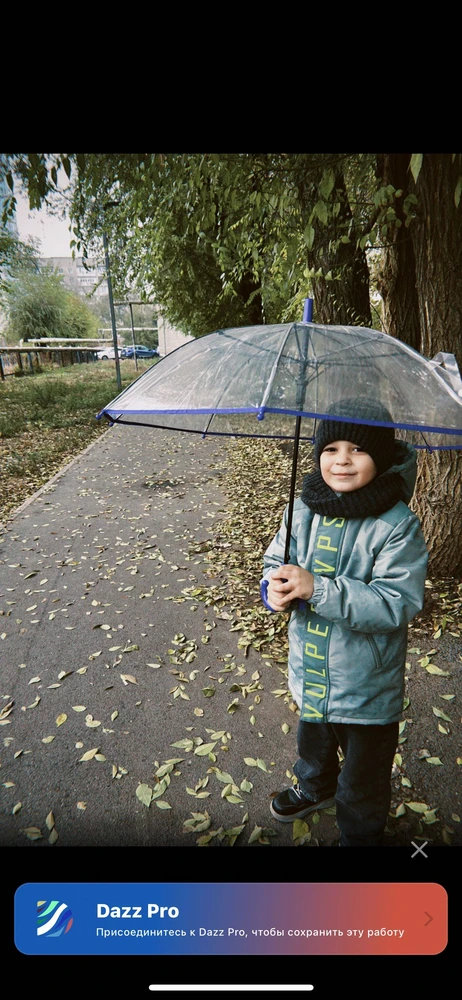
[0,358,154,523]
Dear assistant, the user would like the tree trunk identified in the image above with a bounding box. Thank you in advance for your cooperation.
[310,170,372,327]
[408,153,462,576]
[375,153,421,351]
[411,450,462,574]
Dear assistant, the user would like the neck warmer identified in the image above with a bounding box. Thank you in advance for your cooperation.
[300,467,405,519]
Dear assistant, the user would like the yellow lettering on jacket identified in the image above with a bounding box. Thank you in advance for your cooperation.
[322,516,345,528]
[317,535,338,552]
[303,702,324,719]
[304,683,327,700]
[305,642,325,660]
[305,666,327,678]
[307,621,329,637]
[313,558,335,573]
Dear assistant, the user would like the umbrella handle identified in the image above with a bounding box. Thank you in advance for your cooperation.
[260,578,277,611]
[260,578,307,613]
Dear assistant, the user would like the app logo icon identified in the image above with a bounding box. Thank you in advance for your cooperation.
[37,900,73,937]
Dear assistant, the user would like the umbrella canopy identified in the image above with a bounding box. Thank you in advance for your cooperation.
[97,322,462,450]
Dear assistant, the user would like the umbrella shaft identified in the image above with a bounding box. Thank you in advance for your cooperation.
[284,415,302,565]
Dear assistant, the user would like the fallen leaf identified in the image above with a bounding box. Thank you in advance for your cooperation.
[45,811,55,830]
[136,783,153,807]
[432,706,452,722]
[21,827,43,840]
[79,748,100,761]
[293,819,309,840]
[120,674,137,684]
[194,742,217,756]
[56,714,67,727]
[248,825,263,844]
[12,802,22,815]
[426,757,443,765]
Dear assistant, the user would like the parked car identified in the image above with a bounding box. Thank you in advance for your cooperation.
[95,346,121,360]
[120,344,159,360]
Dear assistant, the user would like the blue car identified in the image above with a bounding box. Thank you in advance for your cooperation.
[121,344,159,359]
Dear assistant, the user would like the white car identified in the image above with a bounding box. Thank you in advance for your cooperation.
[95,346,121,360]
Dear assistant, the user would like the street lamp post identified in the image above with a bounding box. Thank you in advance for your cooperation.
[102,202,122,391]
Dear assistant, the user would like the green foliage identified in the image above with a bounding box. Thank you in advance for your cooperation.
[1,265,98,343]
[0,227,39,293]
[2,153,461,337]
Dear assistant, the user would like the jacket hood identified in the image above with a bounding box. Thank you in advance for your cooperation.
[380,440,417,504]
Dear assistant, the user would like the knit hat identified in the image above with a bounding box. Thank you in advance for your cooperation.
[314,398,396,476]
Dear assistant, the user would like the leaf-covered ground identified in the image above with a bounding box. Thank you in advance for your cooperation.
[0,360,149,523]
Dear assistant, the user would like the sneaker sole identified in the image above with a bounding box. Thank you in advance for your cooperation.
[270,796,336,823]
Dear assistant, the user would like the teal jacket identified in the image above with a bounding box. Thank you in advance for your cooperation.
[262,443,428,725]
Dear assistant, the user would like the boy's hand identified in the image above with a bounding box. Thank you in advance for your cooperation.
[267,565,314,611]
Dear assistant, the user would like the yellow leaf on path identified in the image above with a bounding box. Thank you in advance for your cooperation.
[12,802,22,815]
[77,802,87,810]
[194,742,217,756]
[248,825,263,844]
[45,811,55,830]
[48,828,58,845]
[42,736,55,744]
[22,827,43,840]
[56,714,67,726]
[120,674,137,684]
[426,757,443,765]
[136,783,153,807]
[293,819,309,840]
[432,706,451,722]
[72,706,86,712]
[79,748,100,761]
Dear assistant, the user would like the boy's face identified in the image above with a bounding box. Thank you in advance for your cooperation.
[320,440,377,492]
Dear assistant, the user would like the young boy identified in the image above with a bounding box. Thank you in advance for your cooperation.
[262,397,428,846]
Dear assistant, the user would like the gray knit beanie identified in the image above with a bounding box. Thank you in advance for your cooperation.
[314,398,397,476]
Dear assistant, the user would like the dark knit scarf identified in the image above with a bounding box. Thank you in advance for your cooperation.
[301,467,405,519]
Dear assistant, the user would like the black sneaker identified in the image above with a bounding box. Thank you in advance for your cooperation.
[270,783,336,823]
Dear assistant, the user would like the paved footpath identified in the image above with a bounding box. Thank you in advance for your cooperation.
[0,424,339,849]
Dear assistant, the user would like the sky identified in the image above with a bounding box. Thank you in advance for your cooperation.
[14,187,74,258]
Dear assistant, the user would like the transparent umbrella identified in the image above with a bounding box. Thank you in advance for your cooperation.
[96,319,462,567]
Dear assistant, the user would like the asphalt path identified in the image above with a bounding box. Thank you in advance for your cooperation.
[1,423,332,849]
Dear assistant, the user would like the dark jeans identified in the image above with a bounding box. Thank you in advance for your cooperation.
[294,719,399,846]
